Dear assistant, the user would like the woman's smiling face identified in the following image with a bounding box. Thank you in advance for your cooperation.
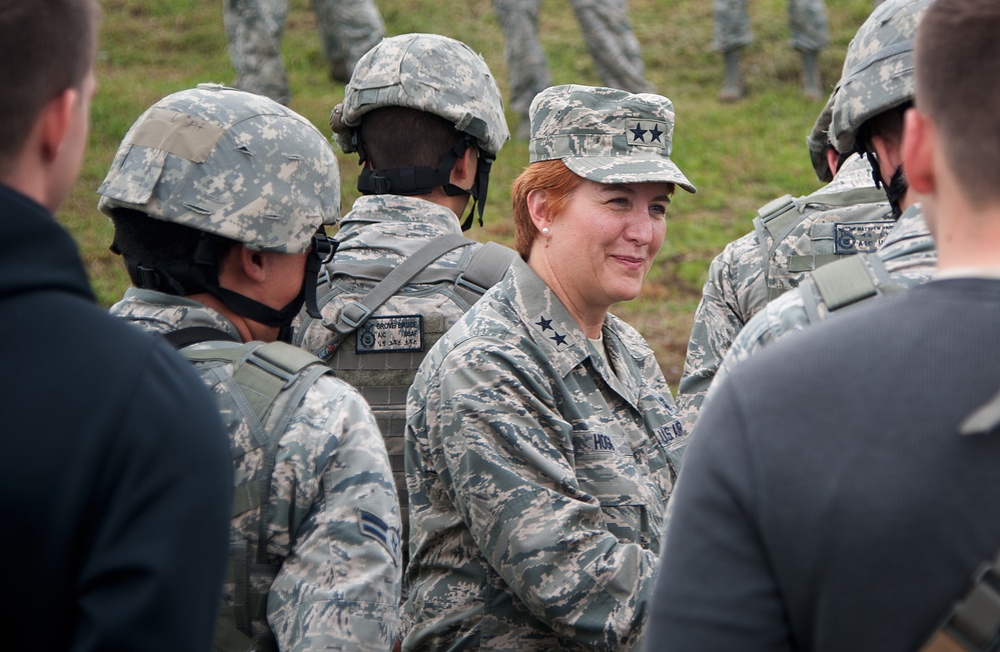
[543,178,671,318]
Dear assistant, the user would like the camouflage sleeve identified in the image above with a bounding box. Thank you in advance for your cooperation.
[419,339,657,648]
[267,377,402,651]
[676,236,765,431]
[711,285,816,402]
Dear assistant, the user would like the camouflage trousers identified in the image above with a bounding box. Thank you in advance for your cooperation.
[713,0,828,53]
[223,0,384,105]
[493,0,653,123]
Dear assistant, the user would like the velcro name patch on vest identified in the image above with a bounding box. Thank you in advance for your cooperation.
[834,221,894,254]
[653,419,684,449]
[356,315,423,354]
[358,509,401,566]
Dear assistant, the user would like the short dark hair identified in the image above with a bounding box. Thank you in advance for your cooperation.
[358,106,465,170]
[109,208,235,288]
[0,0,100,170]
[916,0,1000,206]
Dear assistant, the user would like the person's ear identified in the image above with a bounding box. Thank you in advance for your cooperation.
[825,147,840,177]
[871,130,904,186]
[236,246,267,284]
[449,145,479,191]
[38,88,79,163]
[902,107,935,195]
[527,188,553,232]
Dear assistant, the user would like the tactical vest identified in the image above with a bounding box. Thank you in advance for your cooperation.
[752,186,894,302]
[798,225,936,321]
[296,234,516,571]
[165,330,333,652]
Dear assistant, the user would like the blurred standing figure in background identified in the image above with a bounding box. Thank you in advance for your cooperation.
[224,0,384,105]
[493,0,654,139]
[404,84,693,650]
[715,0,828,101]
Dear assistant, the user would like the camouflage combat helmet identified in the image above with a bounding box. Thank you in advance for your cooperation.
[98,83,341,255]
[830,0,932,155]
[98,84,341,327]
[329,33,508,156]
[807,91,837,182]
[328,33,508,230]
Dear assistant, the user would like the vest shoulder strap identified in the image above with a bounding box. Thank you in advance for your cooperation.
[804,252,899,320]
[452,240,517,304]
[331,233,473,337]
[919,548,1000,652]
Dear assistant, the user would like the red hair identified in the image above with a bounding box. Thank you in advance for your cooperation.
[510,160,582,258]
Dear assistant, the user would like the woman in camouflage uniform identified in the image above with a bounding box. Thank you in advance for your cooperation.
[403,84,695,650]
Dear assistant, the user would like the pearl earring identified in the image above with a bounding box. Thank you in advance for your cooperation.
[541,227,550,236]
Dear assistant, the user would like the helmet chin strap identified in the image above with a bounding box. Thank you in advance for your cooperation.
[861,147,908,220]
[355,133,492,231]
[119,231,337,337]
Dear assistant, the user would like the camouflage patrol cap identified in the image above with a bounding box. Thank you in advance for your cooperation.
[97,84,340,255]
[830,0,932,154]
[528,84,696,193]
[330,33,508,156]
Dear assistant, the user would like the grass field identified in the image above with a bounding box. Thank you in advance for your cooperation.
[65,0,878,388]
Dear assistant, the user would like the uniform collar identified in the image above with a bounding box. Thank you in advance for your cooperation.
[506,257,643,407]
[338,194,464,233]
[111,287,243,340]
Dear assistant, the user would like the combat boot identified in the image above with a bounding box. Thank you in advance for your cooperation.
[329,59,351,84]
[718,48,746,102]
[801,50,823,101]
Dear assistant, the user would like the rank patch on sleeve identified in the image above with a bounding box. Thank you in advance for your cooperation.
[358,509,401,565]
[835,221,894,254]
[356,315,423,353]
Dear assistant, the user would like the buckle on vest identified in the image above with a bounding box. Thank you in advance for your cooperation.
[339,301,372,331]
[454,272,487,296]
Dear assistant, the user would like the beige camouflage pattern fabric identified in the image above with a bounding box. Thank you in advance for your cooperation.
[403,256,684,650]
[713,0,827,53]
[529,84,696,191]
[294,194,493,570]
[492,0,653,136]
[223,0,384,105]
[714,203,935,390]
[110,290,402,650]
[330,33,508,156]
[829,0,931,153]
[676,153,892,431]
[97,84,340,254]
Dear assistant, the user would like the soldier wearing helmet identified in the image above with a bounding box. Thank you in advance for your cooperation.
[295,33,516,577]
[100,84,402,651]
[707,0,937,383]
[676,85,895,432]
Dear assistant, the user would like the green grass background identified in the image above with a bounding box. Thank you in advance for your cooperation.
[66,0,877,387]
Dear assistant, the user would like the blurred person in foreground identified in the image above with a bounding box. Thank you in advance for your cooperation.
[646,0,1000,650]
[99,84,401,651]
[404,84,694,650]
[0,1,232,649]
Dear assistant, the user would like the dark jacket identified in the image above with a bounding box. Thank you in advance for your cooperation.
[0,184,232,651]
